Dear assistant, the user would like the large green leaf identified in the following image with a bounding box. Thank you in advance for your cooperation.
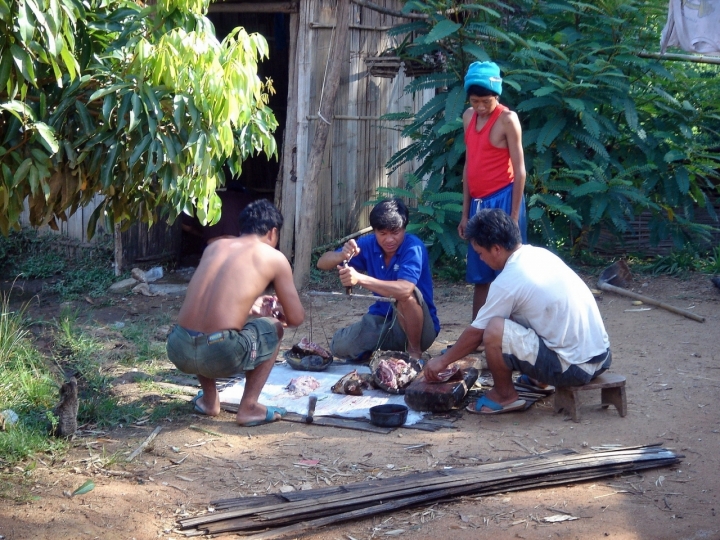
[422,19,461,44]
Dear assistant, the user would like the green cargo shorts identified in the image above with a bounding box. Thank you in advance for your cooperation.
[166,318,280,379]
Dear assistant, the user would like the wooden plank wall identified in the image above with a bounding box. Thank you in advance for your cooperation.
[19,195,181,271]
[19,194,111,245]
[302,0,433,247]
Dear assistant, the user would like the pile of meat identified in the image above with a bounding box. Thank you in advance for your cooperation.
[292,337,331,359]
[374,357,419,391]
[286,375,321,397]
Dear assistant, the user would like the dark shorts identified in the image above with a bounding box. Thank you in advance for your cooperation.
[501,319,612,387]
[466,183,527,284]
[166,318,280,379]
[330,287,438,360]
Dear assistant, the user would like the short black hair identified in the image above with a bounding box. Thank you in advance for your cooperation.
[465,208,521,250]
[238,199,284,236]
[466,84,499,99]
[369,198,409,231]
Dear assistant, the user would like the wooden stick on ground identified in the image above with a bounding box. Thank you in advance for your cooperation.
[126,426,162,463]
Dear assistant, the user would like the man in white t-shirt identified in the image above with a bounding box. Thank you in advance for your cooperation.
[423,208,611,415]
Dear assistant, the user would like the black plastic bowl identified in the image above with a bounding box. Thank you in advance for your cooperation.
[284,349,333,372]
[369,404,408,427]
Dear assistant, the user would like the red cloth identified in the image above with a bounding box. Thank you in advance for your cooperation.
[464,104,514,199]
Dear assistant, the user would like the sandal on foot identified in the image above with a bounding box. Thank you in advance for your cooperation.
[466,395,527,415]
[191,391,209,415]
[515,374,555,395]
[241,406,287,427]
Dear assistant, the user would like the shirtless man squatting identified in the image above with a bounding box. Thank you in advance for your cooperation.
[166,199,305,427]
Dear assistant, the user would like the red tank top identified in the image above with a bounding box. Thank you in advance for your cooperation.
[464,104,514,199]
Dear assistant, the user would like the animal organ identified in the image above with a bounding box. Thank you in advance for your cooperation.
[331,370,375,396]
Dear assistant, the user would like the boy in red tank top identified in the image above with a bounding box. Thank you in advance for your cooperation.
[458,61,527,320]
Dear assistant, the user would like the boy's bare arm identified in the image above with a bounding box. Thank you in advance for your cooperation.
[504,111,526,222]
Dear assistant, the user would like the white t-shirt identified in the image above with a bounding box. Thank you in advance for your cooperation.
[472,245,610,366]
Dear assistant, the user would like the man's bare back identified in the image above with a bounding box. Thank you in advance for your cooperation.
[178,235,303,333]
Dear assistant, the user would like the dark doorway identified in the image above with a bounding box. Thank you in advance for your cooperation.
[208,11,290,200]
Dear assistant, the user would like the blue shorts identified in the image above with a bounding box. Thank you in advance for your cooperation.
[166,318,280,379]
[466,183,527,284]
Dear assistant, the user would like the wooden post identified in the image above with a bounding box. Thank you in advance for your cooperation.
[277,12,300,260]
[293,0,351,289]
[113,222,123,276]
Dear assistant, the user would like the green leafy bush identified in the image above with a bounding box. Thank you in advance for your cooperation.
[382,0,720,254]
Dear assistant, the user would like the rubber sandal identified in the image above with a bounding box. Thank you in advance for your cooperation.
[191,391,208,415]
[515,374,555,395]
[466,395,527,415]
[241,406,287,427]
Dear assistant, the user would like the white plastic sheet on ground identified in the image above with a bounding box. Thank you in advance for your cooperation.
[218,361,426,425]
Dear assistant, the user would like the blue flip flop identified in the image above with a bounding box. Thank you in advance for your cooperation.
[241,406,287,427]
[515,374,555,395]
[190,391,208,415]
[466,395,527,415]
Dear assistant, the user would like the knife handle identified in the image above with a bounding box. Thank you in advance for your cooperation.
[341,260,353,296]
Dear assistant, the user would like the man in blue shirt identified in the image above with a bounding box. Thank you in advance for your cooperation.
[317,198,440,361]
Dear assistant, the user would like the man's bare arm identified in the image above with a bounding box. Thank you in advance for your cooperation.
[339,266,416,300]
[504,111,526,222]
[424,325,484,381]
[271,253,305,327]
[317,240,360,271]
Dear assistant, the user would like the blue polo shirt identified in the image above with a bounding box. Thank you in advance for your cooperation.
[341,233,440,333]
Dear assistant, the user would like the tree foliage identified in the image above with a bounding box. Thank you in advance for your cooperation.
[382,0,720,257]
[0,0,277,236]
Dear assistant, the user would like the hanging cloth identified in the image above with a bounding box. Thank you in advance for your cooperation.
[660,0,720,56]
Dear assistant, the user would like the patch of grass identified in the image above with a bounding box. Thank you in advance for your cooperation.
[633,249,704,277]
[148,400,190,423]
[51,309,151,428]
[118,316,172,369]
[0,229,65,278]
[0,292,67,466]
[0,228,115,301]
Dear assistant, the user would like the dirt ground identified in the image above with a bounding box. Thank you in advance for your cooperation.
[1,269,719,540]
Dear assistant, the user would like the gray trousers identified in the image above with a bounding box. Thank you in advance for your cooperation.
[330,288,438,361]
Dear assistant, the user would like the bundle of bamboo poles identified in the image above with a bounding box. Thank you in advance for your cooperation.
[178,445,681,539]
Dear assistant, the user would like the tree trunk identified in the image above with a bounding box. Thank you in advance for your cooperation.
[293,0,351,290]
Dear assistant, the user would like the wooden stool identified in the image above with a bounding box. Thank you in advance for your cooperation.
[554,373,627,422]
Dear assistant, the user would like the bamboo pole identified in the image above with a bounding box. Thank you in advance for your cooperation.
[208,2,298,13]
[312,225,372,253]
[637,51,720,65]
[349,0,427,20]
[293,0,351,289]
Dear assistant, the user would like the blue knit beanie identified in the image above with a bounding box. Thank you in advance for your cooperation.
[464,61,502,95]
